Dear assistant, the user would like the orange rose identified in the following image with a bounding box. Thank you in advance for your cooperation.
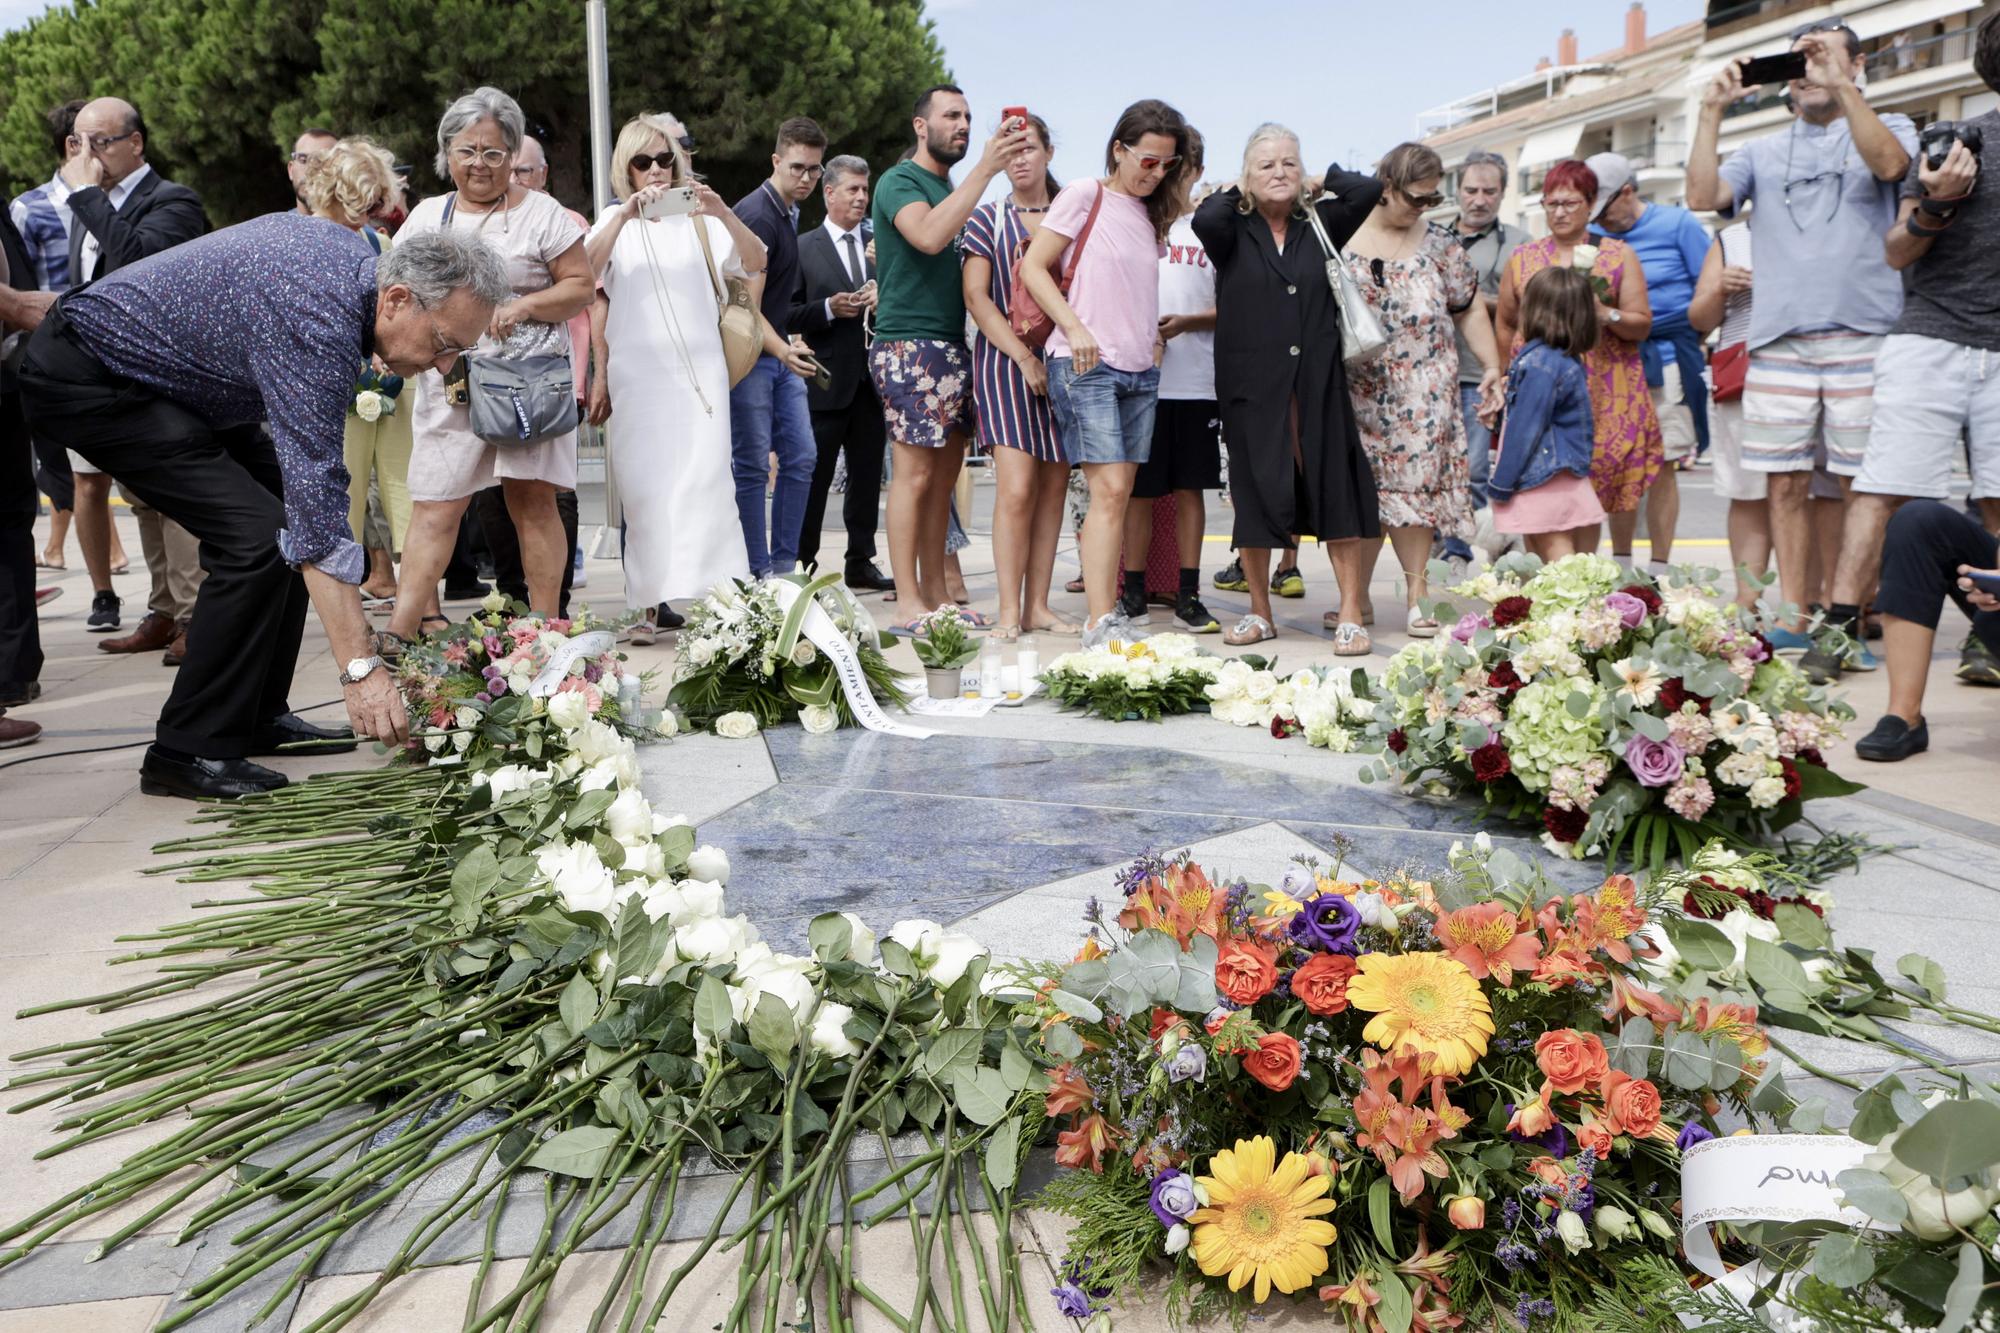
[1601,1070,1662,1139]
[1575,1116,1616,1160]
[1526,1155,1567,1188]
[1242,1031,1303,1091]
[1446,1195,1486,1230]
[1507,1095,1555,1138]
[1291,953,1358,1015]
[1534,1029,1609,1096]
[1215,939,1278,1007]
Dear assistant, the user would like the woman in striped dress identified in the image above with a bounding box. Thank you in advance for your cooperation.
[962,114,1076,639]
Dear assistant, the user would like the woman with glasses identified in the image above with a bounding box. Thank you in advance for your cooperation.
[384,86,594,649]
[1342,142,1501,644]
[1020,99,1196,647]
[584,113,768,643]
[1192,123,1383,650]
[1495,158,1662,559]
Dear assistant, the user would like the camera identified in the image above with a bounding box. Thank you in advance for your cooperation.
[1920,119,1985,171]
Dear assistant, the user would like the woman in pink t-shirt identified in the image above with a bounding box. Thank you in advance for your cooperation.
[1020,98,1196,646]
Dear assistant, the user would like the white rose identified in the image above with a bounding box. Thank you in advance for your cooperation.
[790,640,818,667]
[685,845,731,886]
[677,913,756,964]
[1570,242,1600,271]
[355,389,383,422]
[604,788,658,846]
[636,878,685,923]
[1860,1130,2000,1241]
[672,878,727,924]
[715,711,761,739]
[836,911,877,965]
[572,720,628,767]
[536,841,618,916]
[742,959,815,1018]
[686,639,716,668]
[547,691,593,732]
[627,841,667,879]
[424,731,449,755]
[809,1001,860,1058]
[577,761,622,793]
[1244,672,1278,704]
[478,763,542,805]
[656,710,679,738]
[800,704,838,735]
[888,917,986,983]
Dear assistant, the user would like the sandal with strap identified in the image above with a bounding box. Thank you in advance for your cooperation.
[1223,613,1276,646]
[375,629,415,662]
[956,608,994,630]
[1332,621,1372,656]
[1406,609,1441,639]
[1026,617,1082,636]
[991,623,1021,642]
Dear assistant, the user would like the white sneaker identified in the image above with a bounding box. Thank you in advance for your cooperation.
[1082,610,1133,650]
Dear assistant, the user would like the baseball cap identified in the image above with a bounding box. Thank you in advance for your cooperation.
[1585,151,1635,221]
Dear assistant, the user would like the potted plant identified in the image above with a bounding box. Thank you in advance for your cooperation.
[912,606,979,699]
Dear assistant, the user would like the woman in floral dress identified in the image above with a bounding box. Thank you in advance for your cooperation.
[1343,143,1502,638]
[1495,158,1662,557]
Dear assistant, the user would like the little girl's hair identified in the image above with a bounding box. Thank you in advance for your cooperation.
[1518,266,1600,357]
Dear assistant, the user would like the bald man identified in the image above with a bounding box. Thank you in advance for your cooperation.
[59,98,209,650]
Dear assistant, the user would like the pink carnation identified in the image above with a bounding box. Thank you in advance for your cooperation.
[1664,776,1715,820]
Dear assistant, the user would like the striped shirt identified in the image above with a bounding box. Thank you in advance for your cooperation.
[8,175,74,292]
[960,200,1063,462]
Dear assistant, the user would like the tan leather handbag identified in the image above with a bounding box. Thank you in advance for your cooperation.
[693,218,761,387]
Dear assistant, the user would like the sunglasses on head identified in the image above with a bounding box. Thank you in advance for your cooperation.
[629,152,678,173]
[1790,17,1858,44]
[1120,143,1180,172]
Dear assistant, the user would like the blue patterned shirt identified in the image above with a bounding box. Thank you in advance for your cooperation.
[59,212,376,583]
[8,174,74,292]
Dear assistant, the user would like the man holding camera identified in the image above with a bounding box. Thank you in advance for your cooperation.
[1686,20,1915,659]
[1813,10,2000,729]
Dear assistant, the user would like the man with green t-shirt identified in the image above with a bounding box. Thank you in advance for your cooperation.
[868,84,1029,622]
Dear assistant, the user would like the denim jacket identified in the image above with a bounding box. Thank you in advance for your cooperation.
[1489,340,1594,502]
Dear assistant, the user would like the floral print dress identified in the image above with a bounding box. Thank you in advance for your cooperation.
[1343,224,1476,539]
[1507,236,1663,514]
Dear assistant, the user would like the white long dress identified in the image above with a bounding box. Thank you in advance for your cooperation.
[590,205,752,605]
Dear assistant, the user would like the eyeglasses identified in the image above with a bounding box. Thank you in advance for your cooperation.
[510,163,545,179]
[1120,144,1181,171]
[415,296,480,360]
[629,152,678,173]
[781,162,824,179]
[82,131,139,153]
[1401,188,1445,209]
[1544,196,1590,214]
[288,151,324,166]
[449,146,512,168]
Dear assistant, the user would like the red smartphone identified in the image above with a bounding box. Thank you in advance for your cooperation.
[1001,107,1028,131]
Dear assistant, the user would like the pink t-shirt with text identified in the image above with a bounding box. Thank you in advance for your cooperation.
[1043,180,1164,374]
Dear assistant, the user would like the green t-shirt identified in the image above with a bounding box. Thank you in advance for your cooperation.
[869,159,966,343]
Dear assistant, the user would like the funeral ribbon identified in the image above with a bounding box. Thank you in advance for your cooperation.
[528,630,620,697]
[768,575,933,739]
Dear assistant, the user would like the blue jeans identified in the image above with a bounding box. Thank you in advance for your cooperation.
[1443,382,1492,561]
[1046,358,1159,465]
[727,355,816,575]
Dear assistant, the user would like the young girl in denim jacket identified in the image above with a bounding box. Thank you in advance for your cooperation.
[1491,266,1602,560]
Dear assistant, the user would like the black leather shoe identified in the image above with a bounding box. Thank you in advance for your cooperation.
[139,748,290,800]
[1854,714,1928,762]
[248,713,358,756]
[844,561,893,592]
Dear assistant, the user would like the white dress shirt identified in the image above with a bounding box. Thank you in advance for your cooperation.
[820,218,867,322]
[77,162,152,282]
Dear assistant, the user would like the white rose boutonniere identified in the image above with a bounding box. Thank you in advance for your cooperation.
[1569,242,1600,272]
[714,711,761,740]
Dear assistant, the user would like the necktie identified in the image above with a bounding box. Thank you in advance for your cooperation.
[841,231,863,290]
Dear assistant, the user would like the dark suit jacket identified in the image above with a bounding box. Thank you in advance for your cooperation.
[788,224,874,413]
[67,167,207,282]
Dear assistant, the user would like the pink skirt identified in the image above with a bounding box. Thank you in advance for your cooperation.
[1492,471,1606,536]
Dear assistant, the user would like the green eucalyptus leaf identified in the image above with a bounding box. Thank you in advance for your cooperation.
[1049,989,1103,1023]
[1043,1022,1084,1061]
[1812,1232,1875,1288]
[1849,1076,1908,1146]
[1939,1241,1982,1333]
[1834,1167,1910,1226]
[1891,1099,2000,1182]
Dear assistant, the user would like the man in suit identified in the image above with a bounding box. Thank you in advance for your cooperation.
[59,97,207,642]
[789,155,889,590]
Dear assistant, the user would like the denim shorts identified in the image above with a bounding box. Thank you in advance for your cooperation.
[1047,357,1159,466]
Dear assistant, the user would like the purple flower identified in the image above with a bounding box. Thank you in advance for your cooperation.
[487,676,509,697]
[1604,591,1647,629]
[1676,1122,1715,1151]
[1451,612,1491,644]
[1149,1168,1200,1227]
[1166,1042,1207,1085]
[1505,1105,1571,1159]
[1051,1261,1109,1318]
[474,692,492,704]
[1743,635,1771,663]
[1288,892,1362,954]
[1624,734,1686,788]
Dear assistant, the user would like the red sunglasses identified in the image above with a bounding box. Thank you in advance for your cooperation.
[1120,143,1181,172]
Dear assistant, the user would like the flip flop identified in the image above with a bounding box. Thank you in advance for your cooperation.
[991,623,1021,642]
[1026,618,1082,636]
[956,608,994,629]
[109,559,130,575]
[34,555,64,570]
[898,617,931,639]
[1064,577,1085,594]
[883,591,899,604]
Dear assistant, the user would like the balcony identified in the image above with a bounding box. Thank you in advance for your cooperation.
[1719,26,1976,119]
[1518,140,1688,195]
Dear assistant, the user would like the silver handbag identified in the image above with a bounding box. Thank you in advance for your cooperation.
[1302,198,1389,366]
[464,352,578,447]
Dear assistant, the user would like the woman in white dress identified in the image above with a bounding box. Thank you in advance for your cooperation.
[585,113,769,641]
[386,87,594,646]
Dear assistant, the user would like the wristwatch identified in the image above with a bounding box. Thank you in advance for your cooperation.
[340,655,386,685]
[1606,308,1623,325]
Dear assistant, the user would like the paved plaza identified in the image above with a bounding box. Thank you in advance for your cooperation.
[3,469,1998,1330]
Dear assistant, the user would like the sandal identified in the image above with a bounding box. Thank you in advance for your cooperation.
[956,608,994,629]
[1406,609,1441,639]
[420,614,451,635]
[375,629,414,662]
[1223,613,1275,646]
[1064,577,1085,594]
[898,617,932,639]
[626,620,657,647]
[34,554,64,571]
[1322,606,1375,630]
[1026,617,1082,636]
[1332,622,1372,656]
[991,623,1021,642]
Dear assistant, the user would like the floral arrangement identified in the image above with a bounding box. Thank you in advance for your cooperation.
[912,603,980,671]
[350,363,403,420]
[1368,554,1860,868]
[1206,658,1377,750]
[1022,835,2000,1331]
[667,573,906,732]
[1041,632,1222,722]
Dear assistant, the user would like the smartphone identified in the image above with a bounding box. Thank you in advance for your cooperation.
[1001,106,1028,131]
[639,185,699,221]
[1963,571,2000,597]
[1738,51,1808,87]
[799,353,833,393]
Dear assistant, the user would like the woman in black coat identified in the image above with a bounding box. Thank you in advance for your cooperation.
[1193,124,1382,649]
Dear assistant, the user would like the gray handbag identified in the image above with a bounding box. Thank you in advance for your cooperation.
[440,193,579,447]
[1302,197,1390,366]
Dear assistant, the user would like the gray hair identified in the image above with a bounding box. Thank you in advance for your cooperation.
[1460,150,1510,195]
[377,231,511,309]
[1237,121,1304,216]
[435,86,525,177]
[822,154,870,191]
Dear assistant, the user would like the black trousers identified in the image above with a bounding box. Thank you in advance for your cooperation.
[20,310,308,757]
[799,386,884,576]
[1876,499,2000,654]
[0,390,43,697]
[475,484,577,617]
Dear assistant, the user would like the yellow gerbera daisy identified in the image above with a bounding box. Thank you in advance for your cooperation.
[1344,952,1495,1077]
[1189,1136,1338,1303]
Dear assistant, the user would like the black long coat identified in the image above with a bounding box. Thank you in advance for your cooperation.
[1192,167,1383,548]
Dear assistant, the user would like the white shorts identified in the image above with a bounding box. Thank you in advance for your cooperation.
[1741,330,1882,476]
[66,448,101,476]
[1651,361,1698,463]
[1709,399,1766,502]
[1854,333,2000,501]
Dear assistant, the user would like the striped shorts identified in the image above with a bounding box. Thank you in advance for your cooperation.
[1740,330,1883,476]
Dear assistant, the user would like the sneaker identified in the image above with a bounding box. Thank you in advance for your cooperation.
[1213,558,1248,593]
[1764,626,1813,655]
[1082,610,1133,650]
[1271,567,1305,598]
[86,590,120,632]
[1845,643,1881,672]
[1956,634,2000,687]
[1174,594,1220,634]
[1854,714,1928,762]
[1119,583,1151,625]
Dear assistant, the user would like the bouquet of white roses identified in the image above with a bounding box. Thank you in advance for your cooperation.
[1205,658,1377,750]
[1041,632,1222,721]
